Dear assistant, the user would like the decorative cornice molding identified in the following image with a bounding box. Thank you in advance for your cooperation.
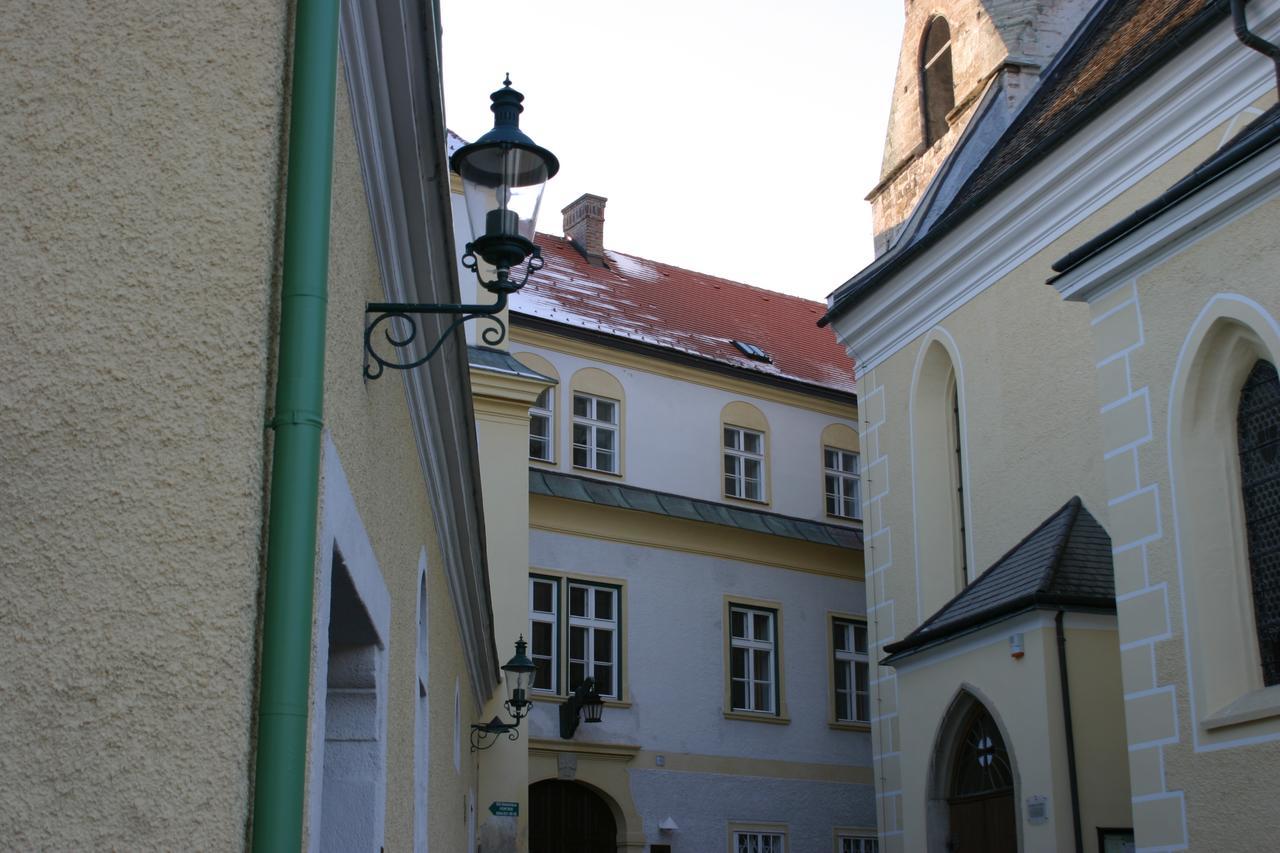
[340,0,499,705]
[1051,142,1280,303]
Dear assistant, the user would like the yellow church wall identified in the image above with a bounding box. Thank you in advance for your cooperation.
[311,61,480,853]
[1080,157,1280,850]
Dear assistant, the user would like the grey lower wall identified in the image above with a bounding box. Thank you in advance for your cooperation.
[629,769,876,851]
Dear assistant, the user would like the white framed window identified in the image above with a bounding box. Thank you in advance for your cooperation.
[833,618,870,723]
[838,834,878,853]
[824,447,860,519]
[734,829,786,853]
[572,393,618,473]
[569,581,619,698]
[529,576,559,692]
[529,387,554,462]
[529,575,622,698]
[724,426,765,501]
[730,604,777,713]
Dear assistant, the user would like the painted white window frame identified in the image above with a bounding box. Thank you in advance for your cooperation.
[529,386,554,462]
[837,833,878,853]
[568,581,620,699]
[833,617,871,724]
[529,575,559,693]
[730,604,778,714]
[572,392,619,473]
[724,425,766,501]
[733,829,786,853]
[529,575,622,699]
[824,447,861,519]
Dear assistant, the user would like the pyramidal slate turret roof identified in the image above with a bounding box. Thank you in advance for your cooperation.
[882,497,1115,664]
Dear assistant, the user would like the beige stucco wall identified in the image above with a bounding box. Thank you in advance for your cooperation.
[1078,127,1280,849]
[310,60,479,853]
[0,2,289,846]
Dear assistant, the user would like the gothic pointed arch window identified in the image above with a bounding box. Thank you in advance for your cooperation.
[1237,359,1280,686]
[920,16,955,145]
[951,706,1014,798]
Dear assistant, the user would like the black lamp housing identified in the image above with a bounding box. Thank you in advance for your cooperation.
[363,76,558,380]
[470,636,539,751]
[559,677,605,739]
[451,75,560,294]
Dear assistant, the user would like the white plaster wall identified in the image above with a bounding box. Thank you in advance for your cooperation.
[517,343,860,523]
[526,530,870,766]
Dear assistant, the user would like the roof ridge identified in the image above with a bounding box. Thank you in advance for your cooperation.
[534,233,827,309]
[1038,495,1085,596]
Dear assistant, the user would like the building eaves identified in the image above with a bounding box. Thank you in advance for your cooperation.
[881,497,1115,665]
[528,469,863,551]
[467,345,558,383]
[1049,101,1280,278]
[822,0,1228,327]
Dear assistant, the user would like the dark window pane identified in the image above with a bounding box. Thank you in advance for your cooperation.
[743,431,761,454]
[825,448,837,469]
[573,394,590,417]
[533,658,551,690]
[572,446,588,468]
[753,612,771,642]
[593,628,613,663]
[731,647,747,679]
[569,625,585,659]
[569,661,585,691]
[532,581,554,613]
[836,690,851,721]
[594,589,613,620]
[596,427,614,451]
[731,679,746,710]
[532,620,553,655]
[731,609,747,638]
[569,586,587,617]
[596,449,614,472]
[595,399,615,423]
[593,663,613,694]
[854,625,868,655]
[754,681,772,712]
[724,427,737,449]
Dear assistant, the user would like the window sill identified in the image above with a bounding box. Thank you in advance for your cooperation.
[530,692,632,709]
[529,457,557,468]
[1201,683,1280,731]
[825,513,863,525]
[723,494,770,508]
[829,720,871,732]
[572,464,622,478]
[724,710,790,725]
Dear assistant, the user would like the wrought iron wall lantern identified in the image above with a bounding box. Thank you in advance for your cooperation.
[559,677,605,739]
[471,636,538,751]
[365,75,559,379]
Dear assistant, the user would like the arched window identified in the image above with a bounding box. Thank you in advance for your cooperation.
[951,705,1014,798]
[912,335,971,615]
[920,17,955,145]
[1237,359,1280,686]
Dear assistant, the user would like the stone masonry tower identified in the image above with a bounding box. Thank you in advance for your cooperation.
[868,0,1094,254]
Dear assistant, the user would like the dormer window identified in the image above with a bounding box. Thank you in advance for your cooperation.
[732,340,772,363]
[921,16,955,145]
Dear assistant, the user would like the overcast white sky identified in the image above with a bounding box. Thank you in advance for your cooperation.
[439,0,905,303]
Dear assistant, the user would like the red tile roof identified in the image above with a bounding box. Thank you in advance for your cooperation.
[510,234,856,395]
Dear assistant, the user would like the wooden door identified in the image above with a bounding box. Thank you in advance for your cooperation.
[529,780,617,853]
[948,791,1016,852]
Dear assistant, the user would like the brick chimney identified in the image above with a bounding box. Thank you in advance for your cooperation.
[562,193,607,267]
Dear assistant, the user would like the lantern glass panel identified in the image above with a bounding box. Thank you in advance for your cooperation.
[457,145,551,247]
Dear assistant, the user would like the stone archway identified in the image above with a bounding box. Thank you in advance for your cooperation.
[529,779,618,853]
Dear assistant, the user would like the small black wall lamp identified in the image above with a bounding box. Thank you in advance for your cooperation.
[559,677,605,739]
[365,76,559,379]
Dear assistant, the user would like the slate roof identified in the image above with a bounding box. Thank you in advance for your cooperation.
[511,234,857,396]
[529,469,863,551]
[881,497,1114,663]
[1050,102,1280,277]
[824,0,1228,323]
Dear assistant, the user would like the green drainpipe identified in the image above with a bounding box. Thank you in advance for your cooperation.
[251,0,340,849]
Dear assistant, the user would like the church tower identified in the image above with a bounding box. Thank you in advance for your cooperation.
[868,0,1094,254]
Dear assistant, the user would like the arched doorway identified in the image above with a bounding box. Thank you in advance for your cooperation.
[529,780,617,853]
[945,704,1016,852]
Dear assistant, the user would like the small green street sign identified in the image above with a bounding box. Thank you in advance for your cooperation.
[489,801,519,817]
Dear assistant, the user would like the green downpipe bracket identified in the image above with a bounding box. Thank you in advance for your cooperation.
[252,0,340,850]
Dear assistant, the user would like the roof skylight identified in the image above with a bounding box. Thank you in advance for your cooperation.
[731,340,772,363]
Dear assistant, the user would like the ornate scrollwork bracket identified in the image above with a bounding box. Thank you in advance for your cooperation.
[363,246,544,380]
[469,716,522,752]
